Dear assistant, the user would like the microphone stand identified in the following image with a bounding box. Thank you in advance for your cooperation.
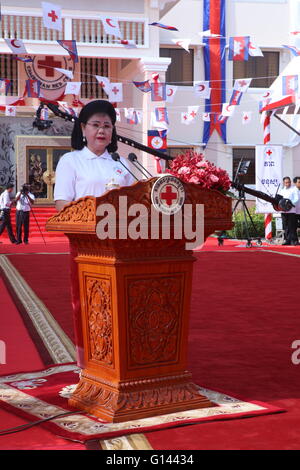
[111,153,139,182]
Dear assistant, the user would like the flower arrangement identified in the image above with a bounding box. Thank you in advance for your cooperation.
[168,150,231,192]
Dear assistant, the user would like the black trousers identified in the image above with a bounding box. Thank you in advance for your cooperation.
[281,213,298,244]
[16,210,30,243]
[0,209,16,243]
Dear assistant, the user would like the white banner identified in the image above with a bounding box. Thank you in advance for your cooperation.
[255,145,282,213]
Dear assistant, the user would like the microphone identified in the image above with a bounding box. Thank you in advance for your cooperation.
[111,152,139,182]
[128,153,153,178]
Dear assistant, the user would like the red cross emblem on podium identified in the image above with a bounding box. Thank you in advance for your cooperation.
[151,175,185,215]
[161,185,178,206]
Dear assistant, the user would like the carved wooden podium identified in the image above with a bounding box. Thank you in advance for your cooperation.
[46,179,233,422]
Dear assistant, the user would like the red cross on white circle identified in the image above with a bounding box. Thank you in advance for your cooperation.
[161,185,178,206]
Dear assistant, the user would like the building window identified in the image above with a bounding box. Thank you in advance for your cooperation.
[233,51,279,88]
[0,54,18,95]
[232,148,255,185]
[160,48,194,86]
[80,58,109,99]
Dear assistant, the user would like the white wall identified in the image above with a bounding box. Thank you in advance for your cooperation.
[2,0,145,13]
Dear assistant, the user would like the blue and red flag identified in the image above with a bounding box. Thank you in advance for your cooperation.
[229,89,243,106]
[149,22,178,31]
[203,0,227,144]
[132,80,152,93]
[25,79,40,98]
[282,45,300,57]
[57,40,78,63]
[0,79,11,95]
[228,36,250,61]
[148,130,167,152]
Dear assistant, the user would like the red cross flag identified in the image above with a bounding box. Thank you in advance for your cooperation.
[181,112,190,125]
[108,83,123,102]
[233,78,252,93]
[95,76,111,95]
[4,38,27,54]
[242,111,252,125]
[65,82,82,95]
[42,2,62,31]
[188,106,199,122]
[5,105,16,116]
[100,17,122,39]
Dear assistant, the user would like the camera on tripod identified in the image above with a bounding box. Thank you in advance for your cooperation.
[32,103,53,131]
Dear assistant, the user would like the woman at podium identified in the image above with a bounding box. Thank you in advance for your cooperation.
[54,100,135,366]
[54,100,134,210]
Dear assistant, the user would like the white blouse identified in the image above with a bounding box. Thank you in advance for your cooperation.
[54,147,135,202]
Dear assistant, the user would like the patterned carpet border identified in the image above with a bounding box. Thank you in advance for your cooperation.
[0,364,284,443]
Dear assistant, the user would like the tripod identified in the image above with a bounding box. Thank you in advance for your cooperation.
[232,187,262,248]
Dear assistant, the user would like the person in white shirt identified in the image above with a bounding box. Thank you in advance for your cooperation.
[54,100,135,367]
[54,100,135,210]
[0,183,17,244]
[15,184,35,245]
[293,176,300,237]
[280,176,299,245]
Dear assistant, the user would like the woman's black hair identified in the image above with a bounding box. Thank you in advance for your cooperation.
[71,100,118,153]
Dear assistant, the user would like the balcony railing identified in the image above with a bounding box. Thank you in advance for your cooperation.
[0,13,147,47]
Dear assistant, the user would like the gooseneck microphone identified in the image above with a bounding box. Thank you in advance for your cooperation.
[111,152,139,181]
[128,153,153,178]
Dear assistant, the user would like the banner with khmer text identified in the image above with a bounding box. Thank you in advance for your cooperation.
[255,145,282,213]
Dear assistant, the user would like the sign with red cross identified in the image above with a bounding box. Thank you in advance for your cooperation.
[151,175,186,215]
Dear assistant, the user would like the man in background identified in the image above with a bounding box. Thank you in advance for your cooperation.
[0,183,17,244]
[281,176,299,246]
[293,176,300,236]
[15,184,35,245]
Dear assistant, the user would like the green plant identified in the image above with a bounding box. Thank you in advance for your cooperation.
[226,206,275,239]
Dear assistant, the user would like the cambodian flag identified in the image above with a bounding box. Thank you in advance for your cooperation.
[155,107,169,125]
[132,80,152,93]
[57,40,78,63]
[282,45,300,57]
[282,75,298,96]
[0,79,11,95]
[25,79,40,98]
[149,22,178,31]
[228,36,250,61]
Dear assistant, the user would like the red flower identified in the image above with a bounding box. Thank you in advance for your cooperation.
[168,150,231,192]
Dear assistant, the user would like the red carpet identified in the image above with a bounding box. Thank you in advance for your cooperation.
[0,363,282,443]
[0,240,300,449]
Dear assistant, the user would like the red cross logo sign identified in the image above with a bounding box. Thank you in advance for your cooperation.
[151,175,186,215]
[24,55,74,91]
